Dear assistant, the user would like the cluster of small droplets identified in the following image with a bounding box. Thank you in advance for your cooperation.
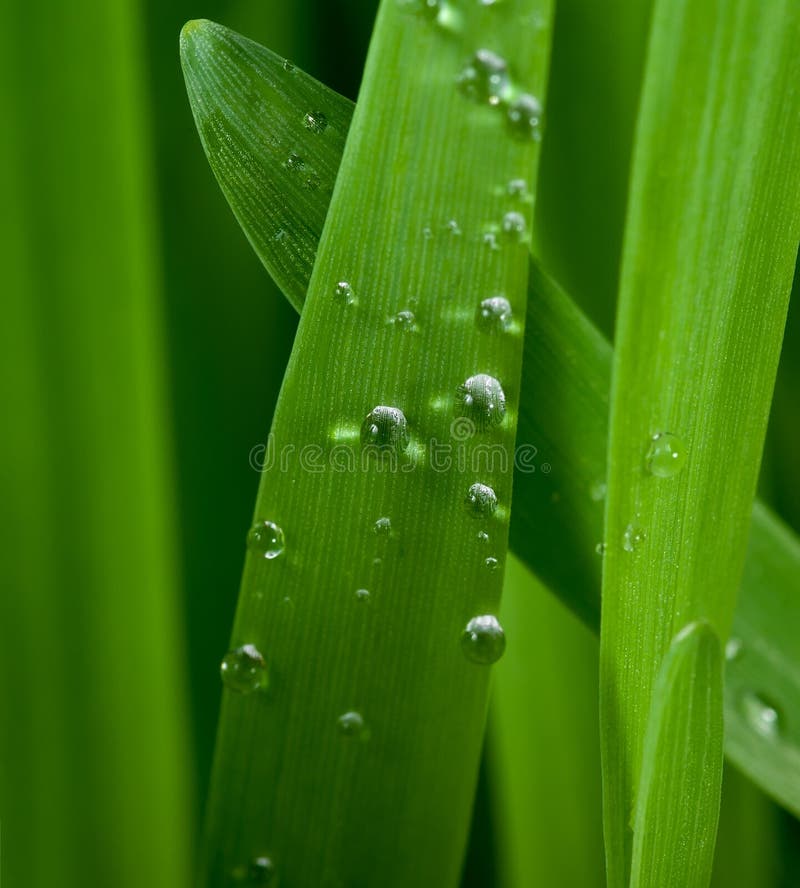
[465,482,498,517]
[455,374,506,430]
[361,405,410,454]
[645,432,686,478]
[476,295,513,333]
[220,644,268,694]
[303,110,328,133]
[247,520,285,559]
[461,614,506,664]
[333,281,355,305]
[456,49,511,106]
[506,93,544,141]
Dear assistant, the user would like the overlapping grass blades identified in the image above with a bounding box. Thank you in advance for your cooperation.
[181,23,800,821]
[183,6,553,883]
[0,2,192,886]
[599,1,800,882]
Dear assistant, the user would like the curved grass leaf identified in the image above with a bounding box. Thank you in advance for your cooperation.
[181,22,800,821]
[599,2,800,882]
[183,6,553,884]
[629,622,724,888]
[0,2,193,886]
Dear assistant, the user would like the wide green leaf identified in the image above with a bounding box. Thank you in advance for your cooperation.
[629,622,724,888]
[183,6,554,884]
[599,2,800,882]
[181,21,800,822]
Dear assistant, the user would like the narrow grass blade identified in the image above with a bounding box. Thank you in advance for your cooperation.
[629,622,724,888]
[184,5,554,884]
[0,2,192,886]
[181,27,800,819]
[491,555,605,888]
[600,2,800,882]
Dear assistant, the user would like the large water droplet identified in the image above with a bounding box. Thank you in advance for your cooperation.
[622,523,646,553]
[741,692,782,739]
[361,406,410,453]
[645,432,687,478]
[303,110,328,133]
[333,280,355,305]
[476,295,513,333]
[465,482,498,517]
[338,710,367,737]
[506,93,543,141]
[456,374,506,430]
[220,644,268,694]
[462,615,506,665]
[247,520,285,559]
[456,49,511,106]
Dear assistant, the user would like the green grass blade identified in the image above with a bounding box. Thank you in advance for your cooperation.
[181,26,800,820]
[183,6,553,884]
[0,2,193,886]
[629,622,724,888]
[600,2,800,881]
[491,556,605,887]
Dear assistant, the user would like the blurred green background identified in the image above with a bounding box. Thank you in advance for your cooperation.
[1,0,798,885]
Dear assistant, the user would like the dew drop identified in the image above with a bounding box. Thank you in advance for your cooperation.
[447,219,462,236]
[390,309,418,331]
[741,692,782,739]
[485,556,500,571]
[333,281,355,305]
[482,230,500,251]
[284,152,305,170]
[422,225,434,240]
[248,857,276,884]
[304,174,321,191]
[456,374,506,430]
[456,49,511,106]
[622,523,646,553]
[282,59,295,72]
[247,520,285,559]
[220,644,268,694]
[725,637,743,661]
[303,110,328,133]
[645,432,687,478]
[589,480,607,502]
[595,542,607,556]
[374,516,392,535]
[477,530,490,544]
[501,210,527,240]
[398,0,442,18]
[462,615,506,665]
[465,482,498,517]
[506,178,529,199]
[361,405,410,453]
[355,588,371,602]
[506,93,543,141]
[338,710,366,737]
[477,295,513,333]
